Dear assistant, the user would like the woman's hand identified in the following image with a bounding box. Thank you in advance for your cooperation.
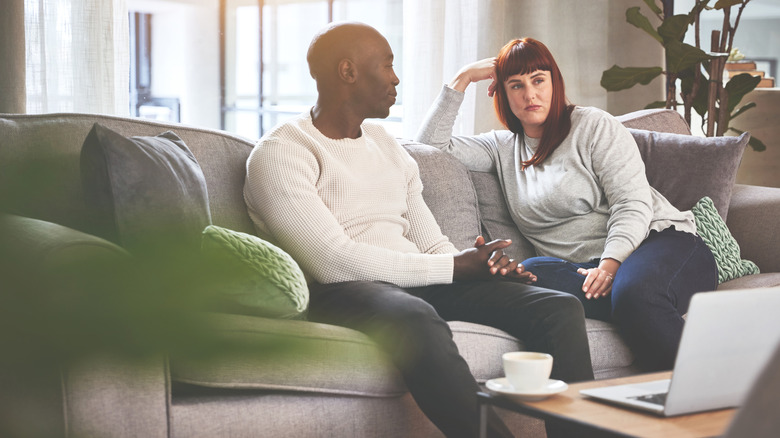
[577,258,620,300]
[449,57,498,96]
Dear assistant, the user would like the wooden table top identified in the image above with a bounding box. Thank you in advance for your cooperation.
[480,371,736,438]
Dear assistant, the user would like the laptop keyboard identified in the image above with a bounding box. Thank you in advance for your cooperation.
[631,392,668,406]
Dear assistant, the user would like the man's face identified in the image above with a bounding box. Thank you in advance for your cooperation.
[352,35,400,119]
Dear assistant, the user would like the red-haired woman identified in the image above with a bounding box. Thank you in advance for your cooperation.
[416,38,717,371]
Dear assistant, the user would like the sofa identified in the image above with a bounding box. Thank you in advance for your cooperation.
[1,109,778,438]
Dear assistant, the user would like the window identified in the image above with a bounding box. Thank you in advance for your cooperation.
[129,12,181,122]
[221,0,403,139]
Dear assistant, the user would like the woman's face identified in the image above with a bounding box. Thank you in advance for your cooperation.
[504,69,552,138]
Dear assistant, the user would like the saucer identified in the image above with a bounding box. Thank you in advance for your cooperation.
[485,377,568,402]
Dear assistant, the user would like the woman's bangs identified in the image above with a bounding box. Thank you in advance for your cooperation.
[499,42,551,79]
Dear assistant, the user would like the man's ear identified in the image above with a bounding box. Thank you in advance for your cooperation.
[338,58,357,84]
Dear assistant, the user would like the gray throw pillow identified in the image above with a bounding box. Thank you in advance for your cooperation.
[80,123,212,255]
[628,129,749,220]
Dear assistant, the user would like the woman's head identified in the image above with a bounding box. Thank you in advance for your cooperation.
[493,38,573,168]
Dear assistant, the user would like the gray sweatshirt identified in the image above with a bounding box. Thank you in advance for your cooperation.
[416,85,696,263]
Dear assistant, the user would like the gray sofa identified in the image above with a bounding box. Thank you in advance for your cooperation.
[1,109,778,438]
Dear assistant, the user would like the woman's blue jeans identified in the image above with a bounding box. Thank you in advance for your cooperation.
[521,228,718,371]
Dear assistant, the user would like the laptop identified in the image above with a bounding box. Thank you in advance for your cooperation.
[580,287,780,417]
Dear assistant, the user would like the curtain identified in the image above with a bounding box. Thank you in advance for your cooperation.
[0,0,27,113]
[24,0,129,115]
[402,0,486,138]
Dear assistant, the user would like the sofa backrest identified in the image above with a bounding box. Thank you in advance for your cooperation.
[1,109,693,261]
[0,113,257,236]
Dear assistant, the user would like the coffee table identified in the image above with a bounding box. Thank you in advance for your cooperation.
[478,371,736,438]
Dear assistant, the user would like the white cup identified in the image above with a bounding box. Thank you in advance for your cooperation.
[502,351,553,392]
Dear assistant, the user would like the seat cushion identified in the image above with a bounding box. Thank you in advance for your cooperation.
[718,273,780,290]
[170,313,407,397]
[450,321,524,383]
[585,319,638,379]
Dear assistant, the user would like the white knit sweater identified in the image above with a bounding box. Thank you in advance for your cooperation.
[244,112,458,287]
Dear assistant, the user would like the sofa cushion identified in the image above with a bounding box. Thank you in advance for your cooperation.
[80,123,212,254]
[726,184,780,274]
[718,273,780,290]
[692,196,759,283]
[585,319,638,379]
[469,171,537,261]
[400,140,481,251]
[200,225,308,319]
[170,313,407,397]
[615,109,691,135]
[629,129,749,220]
[449,321,524,383]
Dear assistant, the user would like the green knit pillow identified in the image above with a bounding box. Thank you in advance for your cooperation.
[691,197,759,284]
[201,225,308,319]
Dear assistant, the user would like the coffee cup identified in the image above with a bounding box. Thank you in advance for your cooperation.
[502,351,553,392]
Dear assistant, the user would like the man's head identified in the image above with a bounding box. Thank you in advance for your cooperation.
[307,22,399,119]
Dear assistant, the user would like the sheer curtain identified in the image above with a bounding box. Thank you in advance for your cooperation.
[402,0,487,138]
[402,0,537,138]
[24,0,129,115]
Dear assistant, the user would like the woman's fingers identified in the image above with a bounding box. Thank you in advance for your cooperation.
[578,267,614,299]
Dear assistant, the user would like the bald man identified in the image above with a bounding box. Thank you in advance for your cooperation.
[244,22,594,438]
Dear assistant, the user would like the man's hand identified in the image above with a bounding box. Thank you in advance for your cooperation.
[453,236,536,283]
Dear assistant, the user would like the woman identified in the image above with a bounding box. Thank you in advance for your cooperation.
[416,37,718,371]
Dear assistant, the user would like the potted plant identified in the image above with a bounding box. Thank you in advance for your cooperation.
[601,0,765,151]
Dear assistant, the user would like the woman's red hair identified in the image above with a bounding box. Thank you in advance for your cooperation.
[493,38,574,169]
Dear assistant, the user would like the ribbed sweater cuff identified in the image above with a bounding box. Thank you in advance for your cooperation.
[427,254,455,284]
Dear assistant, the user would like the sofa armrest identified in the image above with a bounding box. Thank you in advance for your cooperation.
[0,214,170,437]
[726,184,780,273]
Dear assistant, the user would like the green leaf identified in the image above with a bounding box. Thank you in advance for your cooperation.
[731,127,767,152]
[725,73,762,112]
[714,0,743,9]
[665,40,710,73]
[688,0,712,17]
[645,101,667,109]
[643,0,663,14]
[693,83,709,116]
[601,65,664,91]
[658,14,692,42]
[678,66,698,94]
[748,136,767,152]
[627,7,663,44]
[730,101,756,120]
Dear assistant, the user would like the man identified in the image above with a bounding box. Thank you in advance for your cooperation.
[244,21,593,438]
